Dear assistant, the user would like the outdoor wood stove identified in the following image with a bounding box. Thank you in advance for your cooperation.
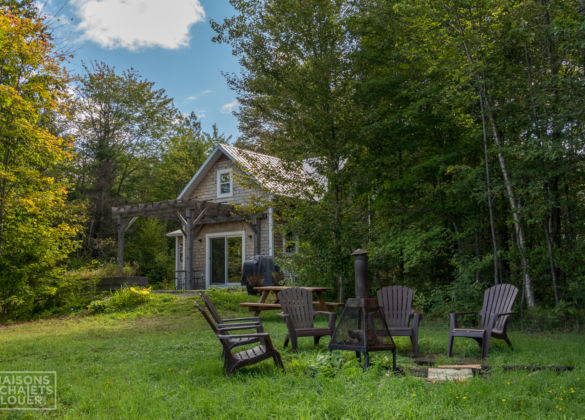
[328,249,396,369]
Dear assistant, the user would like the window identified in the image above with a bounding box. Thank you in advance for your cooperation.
[283,231,299,254]
[217,169,233,197]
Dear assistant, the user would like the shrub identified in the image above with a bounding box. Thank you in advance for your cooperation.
[110,286,151,308]
[87,299,110,314]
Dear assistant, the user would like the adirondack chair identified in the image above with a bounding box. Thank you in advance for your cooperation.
[199,292,261,325]
[194,301,263,353]
[194,301,284,375]
[278,287,337,352]
[376,286,422,356]
[448,283,518,358]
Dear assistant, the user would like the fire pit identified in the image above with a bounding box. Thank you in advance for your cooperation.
[328,249,396,369]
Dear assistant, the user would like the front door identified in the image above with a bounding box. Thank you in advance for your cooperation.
[207,232,244,286]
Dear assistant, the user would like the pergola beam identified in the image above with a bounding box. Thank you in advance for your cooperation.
[112,199,264,289]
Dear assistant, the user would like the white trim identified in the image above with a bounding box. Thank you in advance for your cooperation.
[268,207,274,256]
[177,145,223,199]
[174,237,179,289]
[217,168,233,198]
[205,230,246,288]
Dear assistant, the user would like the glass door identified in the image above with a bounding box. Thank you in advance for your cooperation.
[210,237,226,285]
[208,234,243,286]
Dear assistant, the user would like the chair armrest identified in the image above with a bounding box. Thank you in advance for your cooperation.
[217,332,270,340]
[217,323,263,332]
[449,311,479,329]
[411,309,422,328]
[314,311,336,316]
[495,311,515,317]
[314,311,337,330]
[221,316,262,323]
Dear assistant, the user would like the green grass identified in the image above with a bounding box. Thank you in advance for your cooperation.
[0,290,583,419]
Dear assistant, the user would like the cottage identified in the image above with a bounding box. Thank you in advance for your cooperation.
[112,144,303,290]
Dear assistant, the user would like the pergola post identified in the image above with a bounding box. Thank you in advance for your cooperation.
[116,216,137,275]
[177,207,208,290]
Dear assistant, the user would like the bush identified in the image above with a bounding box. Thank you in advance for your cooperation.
[110,286,151,308]
[87,299,110,314]
[518,301,585,332]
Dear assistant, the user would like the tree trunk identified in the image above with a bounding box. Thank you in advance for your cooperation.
[544,213,560,305]
[451,13,536,307]
[0,149,11,258]
[478,88,499,285]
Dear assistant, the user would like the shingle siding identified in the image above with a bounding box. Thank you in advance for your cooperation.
[184,155,273,287]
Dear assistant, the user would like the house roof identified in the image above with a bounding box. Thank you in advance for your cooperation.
[177,144,309,199]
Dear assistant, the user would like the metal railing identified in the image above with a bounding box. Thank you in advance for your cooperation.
[174,271,205,290]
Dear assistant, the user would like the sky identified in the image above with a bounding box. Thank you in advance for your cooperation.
[41,0,242,140]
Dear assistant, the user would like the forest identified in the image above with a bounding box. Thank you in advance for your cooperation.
[1,0,584,324]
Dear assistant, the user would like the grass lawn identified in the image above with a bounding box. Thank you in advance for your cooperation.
[0,289,582,419]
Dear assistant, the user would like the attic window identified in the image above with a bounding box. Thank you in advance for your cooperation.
[217,169,233,198]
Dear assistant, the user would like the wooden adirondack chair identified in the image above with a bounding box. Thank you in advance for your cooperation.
[194,301,263,353]
[376,286,422,356]
[278,287,337,352]
[194,301,284,375]
[199,292,261,324]
[448,283,518,358]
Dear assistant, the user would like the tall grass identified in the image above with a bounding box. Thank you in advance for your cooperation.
[0,289,582,419]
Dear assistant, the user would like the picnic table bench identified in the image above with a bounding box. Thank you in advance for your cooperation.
[240,286,343,316]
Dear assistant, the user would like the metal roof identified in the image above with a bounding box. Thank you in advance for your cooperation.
[178,143,312,199]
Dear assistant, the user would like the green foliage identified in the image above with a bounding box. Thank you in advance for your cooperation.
[110,286,151,308]
[125,219,174,286]
[0,4,84,320]
[86,298,109,314]
[70,61,179,257]
[213,0,367,299]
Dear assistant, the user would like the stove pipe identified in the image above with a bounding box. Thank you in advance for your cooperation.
[328,248,396,370]
[352,249,369,299]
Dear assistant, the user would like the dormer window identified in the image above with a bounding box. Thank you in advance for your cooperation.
[217,169,233,198]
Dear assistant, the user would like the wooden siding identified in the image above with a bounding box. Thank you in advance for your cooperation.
[187,156,269,206]
[183,154,274,287]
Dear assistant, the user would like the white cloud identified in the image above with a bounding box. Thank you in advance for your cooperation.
[72,0,205,50]
[194,109,207,119]
[221,99,239,114]
[185,89,212,103]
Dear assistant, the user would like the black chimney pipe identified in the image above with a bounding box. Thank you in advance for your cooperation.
[352,249,369,298]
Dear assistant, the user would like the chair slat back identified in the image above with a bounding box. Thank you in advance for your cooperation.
[278,287,314,329]
[377,286,414,328]
[200,292,222,324]
[480,284,518,331]
[194,301,220,334]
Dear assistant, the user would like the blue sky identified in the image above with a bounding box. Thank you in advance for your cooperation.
[42,0,241,140]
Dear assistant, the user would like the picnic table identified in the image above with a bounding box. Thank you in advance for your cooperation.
[240,286,343,316]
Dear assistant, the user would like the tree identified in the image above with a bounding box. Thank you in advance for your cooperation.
[213,0,364,299]
[0,2,83,319]
[70,62,178,257]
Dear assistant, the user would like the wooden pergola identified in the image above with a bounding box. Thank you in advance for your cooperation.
[112,199,265,289]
